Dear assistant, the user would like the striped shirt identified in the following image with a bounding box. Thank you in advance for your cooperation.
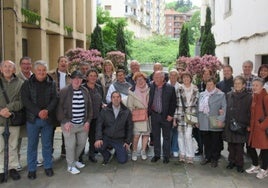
[71,89,85,125]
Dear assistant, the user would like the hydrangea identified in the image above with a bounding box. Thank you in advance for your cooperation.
[106,51,125,69]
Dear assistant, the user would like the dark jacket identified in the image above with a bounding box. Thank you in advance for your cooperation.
[21,74,58,124]
[148,82,176,119]
[216,77,234,94]
[57,84,93,124]
[95,102,133,144]
[223,89,252,143]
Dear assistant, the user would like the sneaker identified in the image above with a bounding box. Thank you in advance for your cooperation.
[17,164,23,172]
[67,166,80,175]
[37,160,43,167]
[246,165,260,174]
[173,152,179,157]
[141,150,147,160]
[256,169,268,179]
[132,151,138,161]
[75,161,85,169]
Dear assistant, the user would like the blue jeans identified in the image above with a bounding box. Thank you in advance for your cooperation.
[171,127,179,153]
[27,118,53,171]
[98,136,128,164]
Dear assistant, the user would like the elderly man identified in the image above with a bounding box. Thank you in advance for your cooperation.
[126,60,140,86]
[49,56,71,157]
[17,56,33,80]
[0,60,23,182]
[95,91,133,165]
[216,65,234,94]
[21,60,58,180]
[148,63,169,83]
[148,71,176,164]
[57,70,92,175]
[241,60,257,93]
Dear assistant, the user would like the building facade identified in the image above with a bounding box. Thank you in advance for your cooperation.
[164,9,191,38]
[0,0,96,70]
[99,0,166,38]
[201,0,268,76]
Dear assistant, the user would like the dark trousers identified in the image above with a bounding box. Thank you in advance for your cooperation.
[228,142,244,166]
[248,146,268,170]
[151,112,172,158]
[192,127,203,154]
[201,131,222,162]
[88,118,97,157]
[98,136,128,164]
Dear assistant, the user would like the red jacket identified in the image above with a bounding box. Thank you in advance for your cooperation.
[248,89,268,149]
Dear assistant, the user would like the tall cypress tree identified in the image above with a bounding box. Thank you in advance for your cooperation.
[200,7,216,56]
[178,23,190,58]
[116,21,128,71]
[90,24,105,57]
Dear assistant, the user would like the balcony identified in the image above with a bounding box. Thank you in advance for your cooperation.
[21,8,41,28]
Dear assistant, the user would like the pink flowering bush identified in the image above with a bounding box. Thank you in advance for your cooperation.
[106,51,125,69]
[65,48,103,72]
[176,55,223,84]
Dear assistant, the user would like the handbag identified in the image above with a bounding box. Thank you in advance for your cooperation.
[180,90,197,125]
[132,109,148,122]
[0,78,26,126]
[229,118,245,135]
[209,116,224,129]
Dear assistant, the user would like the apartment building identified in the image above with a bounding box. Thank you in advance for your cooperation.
[0,0,96,70]
[99,0,165,38]
[201,0,268,76]
[164,9,191,38]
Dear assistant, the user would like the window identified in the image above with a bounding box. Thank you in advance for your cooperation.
[223,57,230,65]
[105,5,111,11]
[22,39,28,57]
[224,0,232,18]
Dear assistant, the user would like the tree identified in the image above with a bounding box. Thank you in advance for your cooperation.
[116,21,128,70]
[200,7,216,56]
[89,24,105,57]
[178,23,190,58]
[187,10,200,44]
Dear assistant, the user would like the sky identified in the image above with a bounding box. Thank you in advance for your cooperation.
[165,0,201,7]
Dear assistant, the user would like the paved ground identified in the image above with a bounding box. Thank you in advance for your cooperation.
[1,129,268,188]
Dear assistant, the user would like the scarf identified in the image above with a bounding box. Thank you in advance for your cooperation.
[134,84,148,107]
[113,81,131,95]
[199,88,217,115]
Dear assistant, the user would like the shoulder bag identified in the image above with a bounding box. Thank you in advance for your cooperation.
[0,79,26,126]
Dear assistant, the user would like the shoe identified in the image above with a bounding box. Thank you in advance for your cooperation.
[28,171,36,180]
[179,155,185,162]
[173,152,179,157]
[131,151,138,161]
[256,169,268,179]
[9,169,21,180]
[195,151,203,156]
[246,165,260,174]
[151,156,160,163]
[141,150,147,160]
[37,160,43,167]
[236,166,244,173]
[45,168,54,177]
[210,161,218,168]
[75,161,85,169]
[102,151,113,165]
[0,173,4,183]
[226,162,236,169]
[149,141,154,146]
[17,164,22,172]
[88,156,97,163]
[200,159,211,165]
[163,157,169,164]
[186,157,194,164]
[67,166,80,175]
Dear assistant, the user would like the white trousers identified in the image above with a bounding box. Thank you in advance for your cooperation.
[178,125,194,158]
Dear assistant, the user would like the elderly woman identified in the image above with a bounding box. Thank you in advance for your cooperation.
[223,76,252,173]
[127,72,150,161]
[168,69,181,157]
[174,71,198,164]
[257,64,268,91]
[198,77,226,168]
[245,78,268,179]
[98,60,116,103]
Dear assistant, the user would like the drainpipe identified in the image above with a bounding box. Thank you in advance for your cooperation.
[0,0,4,61]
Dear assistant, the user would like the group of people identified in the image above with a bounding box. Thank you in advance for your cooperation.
[0,57,267,183]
